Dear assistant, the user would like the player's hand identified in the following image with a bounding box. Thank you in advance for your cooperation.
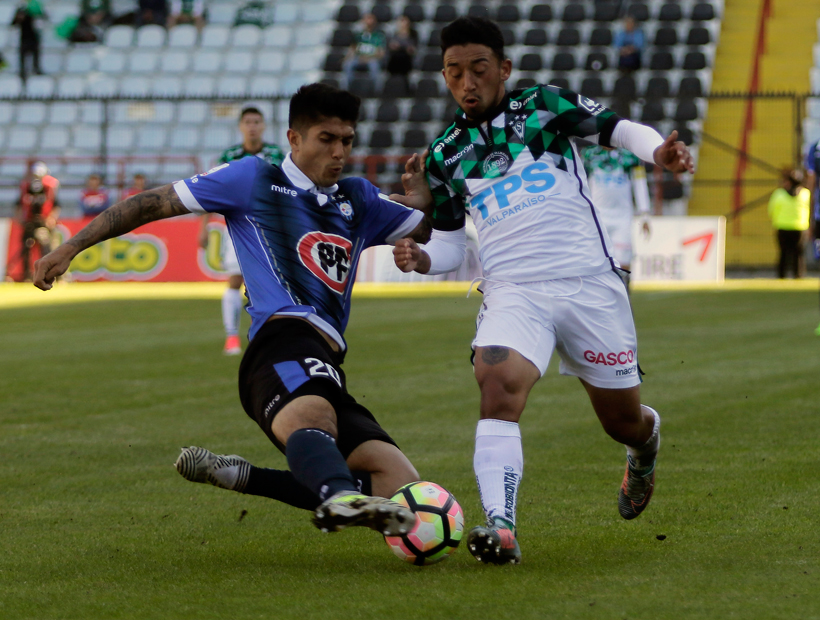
[33,245,75,291]
[389,150,433,214]
[653,131,695,174]
[198,227,209,249]
[393,237,423,273]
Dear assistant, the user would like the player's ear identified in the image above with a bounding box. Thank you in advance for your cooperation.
[500,58,512,82]
[286,128,301,153]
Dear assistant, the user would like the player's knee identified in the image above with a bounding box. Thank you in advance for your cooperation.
[271,395,338,445]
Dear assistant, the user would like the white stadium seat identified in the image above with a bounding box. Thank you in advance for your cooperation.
[184,76,216,97]
[153,102,176,123]
[25,76,55,98]
[161,160,197,180]
[224,51,255,74]
[98,50,126,74]
[201,25,230,48]
[217,76,248,97]
[177,101,209,124]
[87,75,119,98]
[249,76,280,97]
[41,53,65,74]
[129,50,160,74]
[79,101,104,124]
[7,127,39,153]
[0,75,22,98]
[230,25,262,48]
[105,25,135,48]
[201,126,234,151]
[208,3,236,25]
[41,27,68,50]
[16,102,48,125]
[0,102,14,125]
[107,127,137,153]
[65,50,95,74]
[169,126,202,152]
[40,127,70,153]
[57,76,87,98]
[50,102,79,125]
[169,24,198,48]
[136,129,168,152]
[301,1,336,23]
[0,26,8,48]
[261,25,293,49]
[192,50,223,73]
[0,160,28,181]
[256,51,286,74]
[119,77,151,98]
[136,25,166,48]
[72,126,103,152]
[160,51,190,73]
[294,23,332,47]
[151,77,184,97]
[289,49,325,73]
[281,74,317,95]
[273,3,300,24]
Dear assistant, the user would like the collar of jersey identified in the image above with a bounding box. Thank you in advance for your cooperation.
[454,92,511,128]
[282,153,339,197]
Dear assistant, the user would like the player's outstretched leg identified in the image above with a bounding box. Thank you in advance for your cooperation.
[466,516,522,565]
[285,427,414,536]
[175,446,251,490]
[619,406,660,520]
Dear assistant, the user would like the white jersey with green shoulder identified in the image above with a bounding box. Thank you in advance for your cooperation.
[426,85,624,282]
[582,146,650,229]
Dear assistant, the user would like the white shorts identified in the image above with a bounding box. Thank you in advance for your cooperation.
[472,271,641,389]
[222,233,241,276]
[604,218,633,267]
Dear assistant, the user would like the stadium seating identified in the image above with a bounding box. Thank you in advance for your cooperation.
[322,0,721,192]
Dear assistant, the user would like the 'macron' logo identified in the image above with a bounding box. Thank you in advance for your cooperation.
[297,232,352,294]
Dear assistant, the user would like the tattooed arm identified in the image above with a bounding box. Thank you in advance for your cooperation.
[33,184,189,290]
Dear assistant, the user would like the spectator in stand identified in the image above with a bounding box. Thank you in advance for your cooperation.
[386,15,418,91]
[16,162,59,282]
[768,168,811,279]
[804,140,820,334]
[69,0,112,42]
[78,173,112,218]
[342,12,386,90]
[614,16,644,72]
[123,173,147,199]
[11,0,47,80]
[234,0,273,28]
[167,0,205,31]
[137,0,167,27]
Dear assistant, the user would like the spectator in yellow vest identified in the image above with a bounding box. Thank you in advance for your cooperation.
[768,168,810,278]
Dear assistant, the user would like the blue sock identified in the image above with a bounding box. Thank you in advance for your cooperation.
[285,428,358,501]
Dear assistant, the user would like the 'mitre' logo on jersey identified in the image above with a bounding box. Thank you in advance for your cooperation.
[297,232,352,294]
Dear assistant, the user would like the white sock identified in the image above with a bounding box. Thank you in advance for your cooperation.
[626,406,660,469]
[473,419,523,527]
[222,287,243,337]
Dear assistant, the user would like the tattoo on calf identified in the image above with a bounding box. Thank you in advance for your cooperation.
[481,347,510,365]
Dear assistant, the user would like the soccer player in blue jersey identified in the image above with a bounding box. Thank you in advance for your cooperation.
[33,83,432,538]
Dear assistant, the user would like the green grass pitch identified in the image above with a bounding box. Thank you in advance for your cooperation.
[1,290,818,619]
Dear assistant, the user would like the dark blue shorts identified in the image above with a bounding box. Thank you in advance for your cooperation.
[238,318,397,458]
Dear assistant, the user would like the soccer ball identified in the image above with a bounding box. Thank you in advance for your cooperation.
[384,481,464,566]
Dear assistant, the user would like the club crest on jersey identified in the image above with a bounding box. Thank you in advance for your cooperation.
[482,152,511,178]
[297,232,353,294]
[579,96,605,116]
[509,114,527,142]
[337,201,354,220]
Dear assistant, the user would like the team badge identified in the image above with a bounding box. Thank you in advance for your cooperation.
[297,232,353,294]
[337,201,354,220]
[509,114,527,142]
[482,152,511,178]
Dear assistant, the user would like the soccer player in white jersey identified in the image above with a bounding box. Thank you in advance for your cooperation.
[393,17,694,564]
[582,145,652,287]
